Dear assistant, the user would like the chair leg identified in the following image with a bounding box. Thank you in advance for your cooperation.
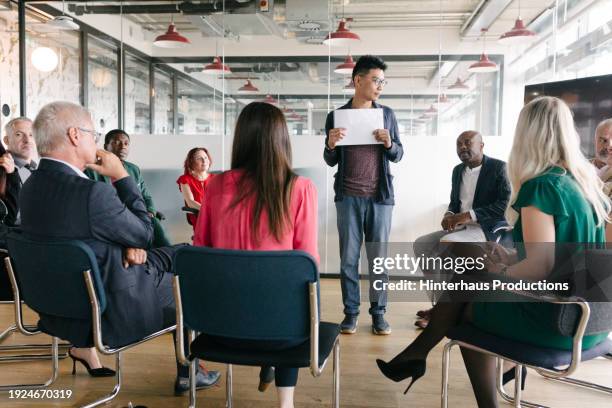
[496,361,549,408]
[226,364,233,408]
[80,352,122,408]
[547,376,612,395]
[0,336,60,391]
[189,359,197,408]
[332,339,340,408]
[0,323,70,362]
[441,340,455,408]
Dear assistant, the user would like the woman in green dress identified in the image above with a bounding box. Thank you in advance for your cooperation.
[376,96,611,407]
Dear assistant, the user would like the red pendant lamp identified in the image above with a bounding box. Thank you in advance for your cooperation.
[203,56,232,75]
[334,55,356,74]
[262,94,277,105]
[448,77,469,90]
[468,29,498,73]
[154,23,190,48]
[324,19,360,47]
[342,79,355,94]
[424,104,438,116]
[438,93,450,104]
[499,1,536,45]
[238,79,259,93]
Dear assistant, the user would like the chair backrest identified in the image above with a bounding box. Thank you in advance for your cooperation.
[556,248,612,336]
[6,232,107,319]
[173,246,318,341]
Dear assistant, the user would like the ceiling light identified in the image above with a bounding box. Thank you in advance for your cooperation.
[438,93,450,104]
[91,67,112,88]
[262,94,277,104]
[499,1,536,45]
[154,24,190,48]
[238,79,259,93]
[323,19,360,47]
[46,0,79,31]
[334,55,356,75]
[424,104,438,116]
[468,28,498,73]
[47,15,80,31]
[31,47,58,72]
[202,56,232,75]
[298,20,321,30]
[342,79,355,94]
[448,77,469,90]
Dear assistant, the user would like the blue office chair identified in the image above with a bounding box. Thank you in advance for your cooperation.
[4,232,176,407]
[440,248,612,408]
[172,246,341,408]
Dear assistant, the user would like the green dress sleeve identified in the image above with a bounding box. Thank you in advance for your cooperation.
[512,177,569,219]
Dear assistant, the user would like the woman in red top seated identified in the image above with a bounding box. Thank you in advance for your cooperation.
[176,147,214,227]
[194,102,318,408]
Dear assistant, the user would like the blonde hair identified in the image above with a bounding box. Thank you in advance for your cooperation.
[508,96,611,226]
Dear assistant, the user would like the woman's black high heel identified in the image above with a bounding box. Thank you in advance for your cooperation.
[376,358,426,394]
[502,365,527,390]
[69,350,116,377]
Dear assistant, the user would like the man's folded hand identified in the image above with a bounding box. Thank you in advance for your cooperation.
[123,248,147,268]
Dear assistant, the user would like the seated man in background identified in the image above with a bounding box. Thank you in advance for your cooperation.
[0,117,38,226]
[85,129,171,247]
[592,119,612,242]
[413,130,510,328]
[19,101,219,394]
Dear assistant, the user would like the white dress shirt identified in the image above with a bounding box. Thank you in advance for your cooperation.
[459,164,481,221]
[40,157,89,179]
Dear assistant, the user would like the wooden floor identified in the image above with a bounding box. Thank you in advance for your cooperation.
[0,279,610,408]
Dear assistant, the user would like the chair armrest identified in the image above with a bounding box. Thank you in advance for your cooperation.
[502,288,590,378]
[181,206,199,215]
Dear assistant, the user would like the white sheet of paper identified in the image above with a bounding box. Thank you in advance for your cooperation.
[334,108,384,146]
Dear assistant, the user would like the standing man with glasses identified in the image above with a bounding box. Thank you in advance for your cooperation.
[324,55,404,335]
[0,117,38,226]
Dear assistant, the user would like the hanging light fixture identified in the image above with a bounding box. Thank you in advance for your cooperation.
[342,79,355,94]
[91,67,112,88]
[424,104,438,116]
[46,0,79,30]
[262,94,277,105]
[438,93,450,104]
[468,29,498,73]
[238,79,259,93]
[324,18,360,47]
[154,19,190,48]
[202,56,232,75]
[499,0,536,45]
[31,47,59,72]
[334,54,356,74]
[448,77,469,90]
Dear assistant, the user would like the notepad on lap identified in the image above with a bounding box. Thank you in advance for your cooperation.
[334,108,384,146]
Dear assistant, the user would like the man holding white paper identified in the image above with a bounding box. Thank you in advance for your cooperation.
[323,55,403,335]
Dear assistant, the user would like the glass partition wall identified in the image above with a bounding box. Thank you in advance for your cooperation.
[15,1,608,274]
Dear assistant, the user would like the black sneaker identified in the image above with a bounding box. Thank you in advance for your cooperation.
[174,370,221,396]
[372,315,391,335]
[340,314,358,334]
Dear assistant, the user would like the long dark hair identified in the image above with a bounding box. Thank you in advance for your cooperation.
[183,147,212,175]
[230,102,297,242]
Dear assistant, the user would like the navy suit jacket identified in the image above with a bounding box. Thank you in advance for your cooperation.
[19,158,161,348]
[448,155,511,241]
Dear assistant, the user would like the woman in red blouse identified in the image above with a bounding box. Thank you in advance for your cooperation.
[194,102,318,408]
[176,147,213,227]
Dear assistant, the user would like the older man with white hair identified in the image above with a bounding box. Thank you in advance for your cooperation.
[0,117,38,225]
[18,101,220,394]
[592,118,612,242]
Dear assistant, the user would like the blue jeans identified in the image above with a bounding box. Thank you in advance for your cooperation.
[336,196,392,316]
